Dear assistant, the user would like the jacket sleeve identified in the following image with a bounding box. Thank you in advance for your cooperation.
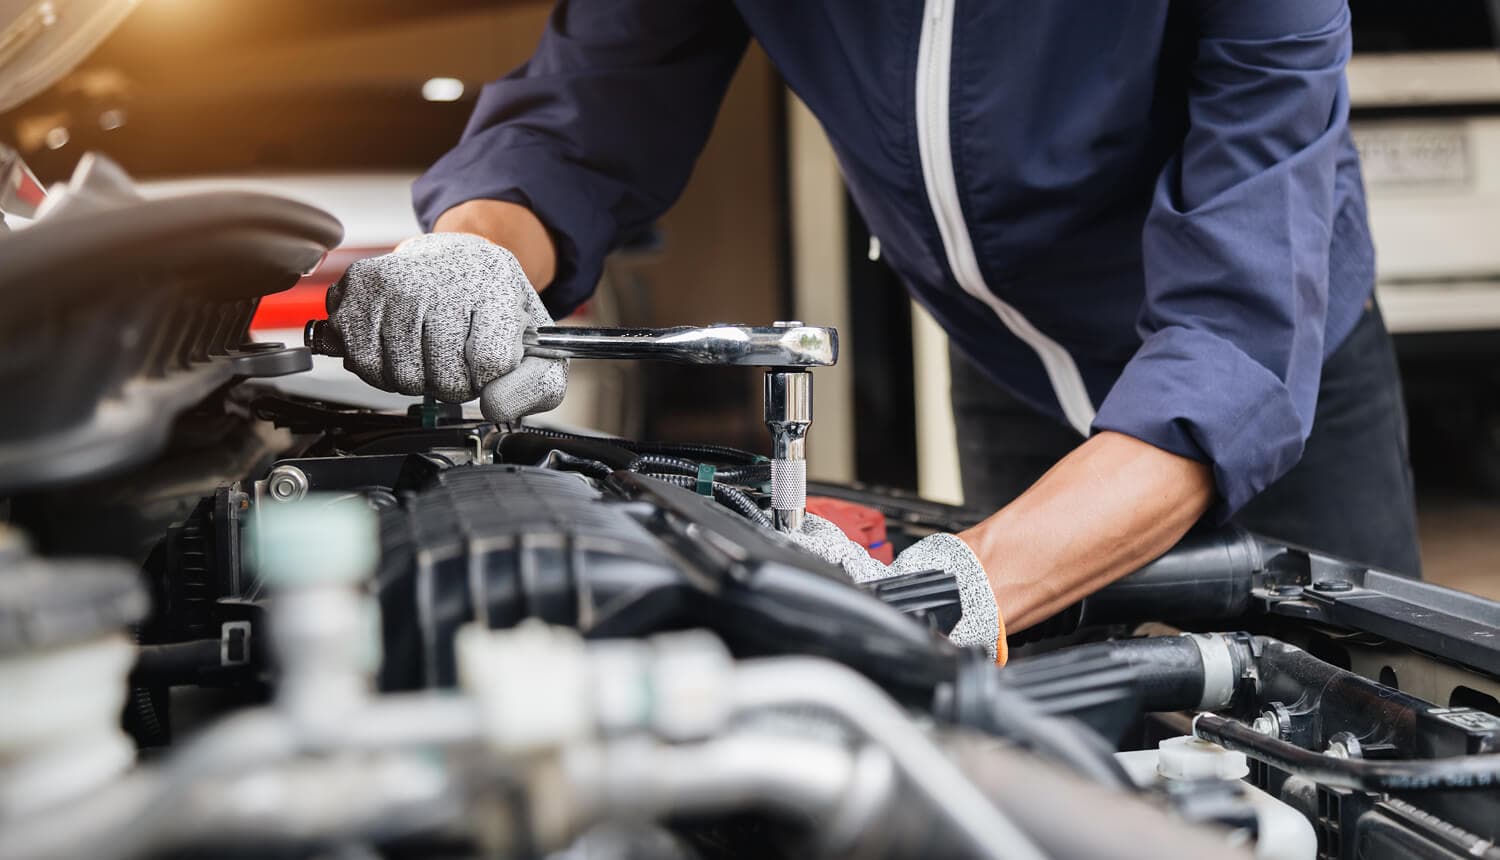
[413,0,751,317]
[1090,0,1354,516]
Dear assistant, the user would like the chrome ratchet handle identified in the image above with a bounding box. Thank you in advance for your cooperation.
[304,320,837,368]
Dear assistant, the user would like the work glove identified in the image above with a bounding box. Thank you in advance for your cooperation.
[791,514,1006,664]
[325,232,568,423]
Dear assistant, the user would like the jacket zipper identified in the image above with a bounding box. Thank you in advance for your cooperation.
[914,0,1097,436]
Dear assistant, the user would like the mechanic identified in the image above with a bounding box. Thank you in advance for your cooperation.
[325,0,1420,663]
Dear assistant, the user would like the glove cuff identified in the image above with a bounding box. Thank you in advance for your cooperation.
[893,533,1006,665]
[994,608,1008,667]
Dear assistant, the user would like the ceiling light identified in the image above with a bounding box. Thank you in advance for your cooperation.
[421,77,465,103]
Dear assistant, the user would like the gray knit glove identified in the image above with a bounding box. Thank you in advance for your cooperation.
[791,514,1004,661]
[325,233,568,423]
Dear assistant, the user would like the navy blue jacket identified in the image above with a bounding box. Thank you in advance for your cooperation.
[415,0,1374,516]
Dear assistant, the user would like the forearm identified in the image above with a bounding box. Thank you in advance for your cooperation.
[958,430,1214,633]
[432,199,558,290]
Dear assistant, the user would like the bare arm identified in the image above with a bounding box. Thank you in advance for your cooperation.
[433,199,558,291]
[958,431,1214,633]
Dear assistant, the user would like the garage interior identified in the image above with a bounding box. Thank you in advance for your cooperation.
[11,0,1493,589]
[3,2,1500,859]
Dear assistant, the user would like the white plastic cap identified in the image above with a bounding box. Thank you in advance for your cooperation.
[1157,735,1249,781]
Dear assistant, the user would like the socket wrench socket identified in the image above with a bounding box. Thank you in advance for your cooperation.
[765,370,812,532]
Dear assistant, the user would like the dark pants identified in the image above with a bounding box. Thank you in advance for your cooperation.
[949,304,1423,577]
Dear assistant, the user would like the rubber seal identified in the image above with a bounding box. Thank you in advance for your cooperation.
[695,463,716,497]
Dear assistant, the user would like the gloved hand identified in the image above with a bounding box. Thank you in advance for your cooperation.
[791,514,1006,663]
[325,232,568,423]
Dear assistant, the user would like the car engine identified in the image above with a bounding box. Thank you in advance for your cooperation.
[4,159,1500,860]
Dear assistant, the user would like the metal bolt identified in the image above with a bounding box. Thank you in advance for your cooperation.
[266,465,310,504]
[1325,732,1362,760]
[1252,702,1292,740]
[1270,584,1304,597]
[1312,579,1353,593]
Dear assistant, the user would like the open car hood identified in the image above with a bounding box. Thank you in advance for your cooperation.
[0,0,135,115]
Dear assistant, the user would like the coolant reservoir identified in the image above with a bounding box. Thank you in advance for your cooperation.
[1116,735,1317,860]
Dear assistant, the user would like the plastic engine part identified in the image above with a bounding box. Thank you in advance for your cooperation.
[376,466,682,690]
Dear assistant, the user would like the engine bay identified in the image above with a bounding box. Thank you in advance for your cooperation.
[4,164,1500,860]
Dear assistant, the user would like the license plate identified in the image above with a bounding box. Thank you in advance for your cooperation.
[1353,123,1472,188]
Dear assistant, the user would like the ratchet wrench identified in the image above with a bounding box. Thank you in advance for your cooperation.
[303,319,838,532]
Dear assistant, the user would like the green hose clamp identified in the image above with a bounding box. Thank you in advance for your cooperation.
[695,463,717,497]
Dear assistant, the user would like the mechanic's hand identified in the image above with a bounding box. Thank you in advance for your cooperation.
[325,232,568,423]
[791,514,1006,663]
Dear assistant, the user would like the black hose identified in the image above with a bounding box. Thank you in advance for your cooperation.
[1194,713,1500,792]
[525,427,763,466]
[538,450,615,482]
[1005,636,1214,714]
[655,474,773,529]
[502,432,770,525]
[498,431,641,471]
[716,464,772,485]
[635,453,703,475]
[132,639,222,686]
[127,627,170,747]
[635,453,771,486]
[1012,527,1263,644]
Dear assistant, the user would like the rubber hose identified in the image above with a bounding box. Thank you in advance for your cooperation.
[655,474,773,528]
[128,626,169,747]
[1012,527,1262,644]
[715,464,772,485]
[1005,636,1212,714]
[1195,713,1500,792]
[132,639,223,687]
[539,450,615,482]
[525,427,762,466]
[498,431,641,471]
[635,453,702,475]
[636,454,771,486]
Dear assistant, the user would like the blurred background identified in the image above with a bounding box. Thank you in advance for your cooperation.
[3,0,1497,593]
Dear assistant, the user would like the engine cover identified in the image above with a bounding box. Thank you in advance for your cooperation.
[377,466,682,689]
